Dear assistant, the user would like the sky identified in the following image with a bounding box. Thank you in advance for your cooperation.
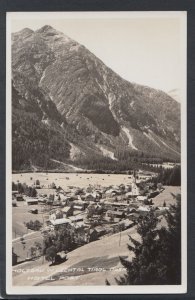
[9,12,186,97]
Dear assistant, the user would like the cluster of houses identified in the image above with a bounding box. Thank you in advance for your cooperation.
[37,173,167,244]
[12,171,169,246]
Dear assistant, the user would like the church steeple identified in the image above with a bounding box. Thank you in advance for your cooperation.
[133,169,136,184]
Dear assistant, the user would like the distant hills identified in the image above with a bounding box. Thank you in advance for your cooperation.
[12,25,180,171]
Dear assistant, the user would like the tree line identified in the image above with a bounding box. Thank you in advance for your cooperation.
[151,165,181,186]
[12,181,37,197]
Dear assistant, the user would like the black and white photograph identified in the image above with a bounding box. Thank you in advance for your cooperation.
[6,11,187,294]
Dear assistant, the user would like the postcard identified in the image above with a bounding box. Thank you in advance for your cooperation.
[6,11,187,294]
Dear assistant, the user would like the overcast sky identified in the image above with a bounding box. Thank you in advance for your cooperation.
[10,12,186,97]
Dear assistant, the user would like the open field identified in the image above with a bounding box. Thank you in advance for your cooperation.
[13,226,138,286]
[12,203,47,261]
[12,214,169,286]
[12,172,135,189]
[13,231,43,262]
[153,186,181,207]
[12,203,47,238]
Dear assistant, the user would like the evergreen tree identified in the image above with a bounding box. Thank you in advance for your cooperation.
[106,195,181,285]
[45,246,57,264]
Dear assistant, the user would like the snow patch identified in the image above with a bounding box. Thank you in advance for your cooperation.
[130,100,134,108]
[121,126,138,150]
[42,119,50,126]
[69,142,81,160]
[97,145,118,160]
[39,69,46,85]
[108,93,116,109]
[50,159,84,171]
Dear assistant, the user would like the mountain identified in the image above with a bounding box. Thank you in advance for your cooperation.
[167,89,180,103]
[12,25,181,171]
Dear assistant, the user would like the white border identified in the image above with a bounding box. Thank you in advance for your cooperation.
[6,11,187,295]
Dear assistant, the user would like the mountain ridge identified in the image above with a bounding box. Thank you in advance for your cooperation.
[12,25,181,171]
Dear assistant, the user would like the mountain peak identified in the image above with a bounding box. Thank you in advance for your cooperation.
[12,28,34,41]
[36,25,57,34]
[12,25,181,169]
[20,27,34,34]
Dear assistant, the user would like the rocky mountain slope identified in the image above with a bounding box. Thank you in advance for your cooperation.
[12,25,180,171]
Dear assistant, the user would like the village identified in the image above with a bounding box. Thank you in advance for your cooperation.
[12,169,173,264]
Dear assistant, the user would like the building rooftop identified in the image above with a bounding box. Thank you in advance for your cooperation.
[26,198,38,202]
[50,218,71,226]
[69,215,84,222]
[61,206,72,213]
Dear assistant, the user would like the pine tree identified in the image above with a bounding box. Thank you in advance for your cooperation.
[106,196,181,285]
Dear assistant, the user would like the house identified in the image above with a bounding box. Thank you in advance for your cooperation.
[61,206,73,217]
[35,184,41,189]
[127,207,137,214]
[69,215,84,223]
[121,219,134,229]
[74,188,84,196]
[92,191,102,200]
[49,208,64,221]
[50,218,72,227]
[49,212,57,221]
[138,206,150,215]
[128,212,140,221]
[85,193,96,202]
[73,200,88,210]
[56,193,67,201]
[137,195,148,202]
[64,196,74,203]
[16,194,24,201]
[125,192,133,199]
[106,210,125,219]
[73,209,84,216]
[95,226,107,237]
[56,187,65,193]
[38,197,47,204]
[105,189,119,197]
[110,202,129,210]
[113,217,123,223]
[73,221,85,229]
[52,200,61,207]
[28,208,38,214]
[155,206,169,217]
[73,205,84,211]
[26,198,38,205]
[103,202,112,210]
[46,199,54,206]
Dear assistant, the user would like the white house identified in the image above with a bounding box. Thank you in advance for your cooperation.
[137,195,148,202]
[26,198,38,205]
